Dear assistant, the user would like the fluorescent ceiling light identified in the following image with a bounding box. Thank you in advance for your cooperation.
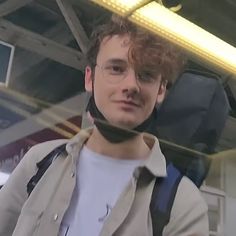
[91,0,236,75]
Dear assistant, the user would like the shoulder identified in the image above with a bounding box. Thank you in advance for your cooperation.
[174,176,208,214]
[163,176,209,236]
[28,139,68,160]
[21,139,69,171]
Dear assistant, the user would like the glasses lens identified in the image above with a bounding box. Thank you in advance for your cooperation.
[102,64,127,83]
[137,71,157,84]
[98,63,158,85]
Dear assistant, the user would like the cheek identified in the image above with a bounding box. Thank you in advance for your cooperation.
[93,79,114,110]
[143,89,158,108]
[93,83,103,108]
[149,82,164,106]
[147,96,157,115]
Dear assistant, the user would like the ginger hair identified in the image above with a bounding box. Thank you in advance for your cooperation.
[86,15,186,84]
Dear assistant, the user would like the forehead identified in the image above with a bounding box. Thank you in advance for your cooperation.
[96,34,131,63]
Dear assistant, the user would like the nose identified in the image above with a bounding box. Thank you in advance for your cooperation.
[120,69,140,95]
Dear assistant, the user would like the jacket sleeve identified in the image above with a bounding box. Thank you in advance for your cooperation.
[0,139,67,236]
[0,145,39,236]
[163,176,209,236]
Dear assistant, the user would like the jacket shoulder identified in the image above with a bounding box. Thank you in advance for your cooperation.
[28,139,68,162]
[163,176,209,235]
[18,139,69,176]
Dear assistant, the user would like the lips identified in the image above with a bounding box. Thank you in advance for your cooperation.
[115,100,140,107]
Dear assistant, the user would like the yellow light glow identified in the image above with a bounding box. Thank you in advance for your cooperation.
[91,0,149,16]
[118,0,144,8]
[90,0,236,75]
[131,2,236,73]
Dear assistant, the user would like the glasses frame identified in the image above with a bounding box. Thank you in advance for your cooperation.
[95,62,161,86]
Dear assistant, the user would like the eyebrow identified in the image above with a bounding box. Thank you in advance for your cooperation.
[105,58,128,65]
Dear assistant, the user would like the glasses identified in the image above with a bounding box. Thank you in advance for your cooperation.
[95,62,160,85]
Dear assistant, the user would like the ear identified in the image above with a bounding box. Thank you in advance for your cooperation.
[156,79,167,104]
[85,66,93,92]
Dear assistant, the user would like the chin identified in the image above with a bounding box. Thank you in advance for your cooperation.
[105,112,143,129]
[111,119,140,130]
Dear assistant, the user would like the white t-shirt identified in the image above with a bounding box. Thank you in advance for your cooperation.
[59,146,142,236]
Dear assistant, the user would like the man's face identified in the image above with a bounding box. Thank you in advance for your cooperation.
[85,34,166,130]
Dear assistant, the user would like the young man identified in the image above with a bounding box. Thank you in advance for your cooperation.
[0,16,209,236]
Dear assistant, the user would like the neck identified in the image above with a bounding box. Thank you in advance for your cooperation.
[85,127,151,160]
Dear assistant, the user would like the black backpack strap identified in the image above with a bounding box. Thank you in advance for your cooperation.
[150,163,183,236]
[26,143,66,196]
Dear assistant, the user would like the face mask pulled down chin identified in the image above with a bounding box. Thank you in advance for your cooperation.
[86,96,157,143]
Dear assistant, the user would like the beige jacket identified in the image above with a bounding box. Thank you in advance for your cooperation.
[0,129,209,236]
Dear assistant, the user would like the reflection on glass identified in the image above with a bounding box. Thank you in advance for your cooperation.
[0,1,236,236]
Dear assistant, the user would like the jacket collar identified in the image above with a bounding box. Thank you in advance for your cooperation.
[142,132,167,177]
[66,128,167,178]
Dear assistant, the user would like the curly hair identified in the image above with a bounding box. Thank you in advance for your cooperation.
[86,15,187,84]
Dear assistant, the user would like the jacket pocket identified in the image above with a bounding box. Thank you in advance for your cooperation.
[12,209,42,236]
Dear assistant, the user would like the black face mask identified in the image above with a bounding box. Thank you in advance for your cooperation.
[86,96,157,143]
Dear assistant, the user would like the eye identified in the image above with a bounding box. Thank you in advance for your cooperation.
[105,65,126,75]
[138,71,156,83]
